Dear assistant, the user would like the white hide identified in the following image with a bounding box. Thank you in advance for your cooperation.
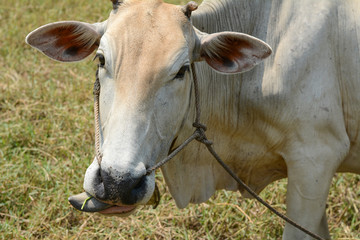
[161,0,360,239]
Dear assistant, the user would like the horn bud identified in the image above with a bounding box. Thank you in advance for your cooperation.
[183,1,198,18]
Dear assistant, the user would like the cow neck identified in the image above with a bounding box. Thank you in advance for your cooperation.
[91,63,325,240]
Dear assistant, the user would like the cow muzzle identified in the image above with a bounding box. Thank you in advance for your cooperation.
[69,159,160,215]
[94,168,150,204]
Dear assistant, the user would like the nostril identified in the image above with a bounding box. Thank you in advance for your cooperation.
[94,181,106,200]
[92,169,106,200]
[133,175,146,190]
[98,167,102,180]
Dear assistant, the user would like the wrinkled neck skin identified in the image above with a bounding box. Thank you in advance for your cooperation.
[162,0,338,208]
[160,0,275,208]
[193,0,272,36]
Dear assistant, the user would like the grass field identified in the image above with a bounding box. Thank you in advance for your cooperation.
[1,0,359,239]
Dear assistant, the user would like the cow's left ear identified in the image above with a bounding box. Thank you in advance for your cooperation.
[195,30,272,74]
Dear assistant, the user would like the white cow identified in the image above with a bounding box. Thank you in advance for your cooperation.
[26,0,360,239]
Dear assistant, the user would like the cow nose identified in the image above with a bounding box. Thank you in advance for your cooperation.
[94,168,148,205]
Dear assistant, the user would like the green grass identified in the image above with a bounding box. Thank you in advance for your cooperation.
[1,0,359,239]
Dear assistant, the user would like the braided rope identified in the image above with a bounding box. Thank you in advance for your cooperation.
[93,67,103,165]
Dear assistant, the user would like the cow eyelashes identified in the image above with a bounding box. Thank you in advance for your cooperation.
[94,53,106,68]
[174,65,190,79]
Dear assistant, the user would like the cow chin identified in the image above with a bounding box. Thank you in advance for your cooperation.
[98,205,138,217]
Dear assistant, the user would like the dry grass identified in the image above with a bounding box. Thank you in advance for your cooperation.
[1,0,359,239]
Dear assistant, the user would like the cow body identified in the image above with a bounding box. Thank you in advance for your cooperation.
[163,0,360,238]
[26,0,360,239]
[165,0,360,201]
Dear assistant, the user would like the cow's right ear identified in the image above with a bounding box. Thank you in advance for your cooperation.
[26,21,107,62]
[194,29,272,74]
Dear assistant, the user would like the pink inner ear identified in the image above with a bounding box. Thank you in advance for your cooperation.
[27,23,99,62]
[200,33,271,74]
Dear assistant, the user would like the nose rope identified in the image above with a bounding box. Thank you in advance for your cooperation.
[93,66,103,165]
[92,62,324,240]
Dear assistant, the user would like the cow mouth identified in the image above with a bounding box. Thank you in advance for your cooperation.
[68,186,160,216]
[68,192,137,216]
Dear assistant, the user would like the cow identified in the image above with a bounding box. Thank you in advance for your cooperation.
[25,0,360,239]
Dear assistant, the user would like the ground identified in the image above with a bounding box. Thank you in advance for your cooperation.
[0,0,359,239]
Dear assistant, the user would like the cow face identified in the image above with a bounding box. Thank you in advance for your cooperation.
[26,0,271,215]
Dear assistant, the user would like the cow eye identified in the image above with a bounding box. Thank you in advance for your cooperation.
[94,53,106,67]
[174,65,190,79]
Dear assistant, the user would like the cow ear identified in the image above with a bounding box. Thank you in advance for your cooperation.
[26,21,106,62]
[196,31,272,74]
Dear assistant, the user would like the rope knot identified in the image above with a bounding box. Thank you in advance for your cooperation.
[193,123,213,146]
[192,122,207,131]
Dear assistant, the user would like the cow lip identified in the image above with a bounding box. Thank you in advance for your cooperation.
[98,205,137,215]
[68,192,137,215]
[68,192,112,212]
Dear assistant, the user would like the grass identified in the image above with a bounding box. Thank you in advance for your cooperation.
[0,0,359,239]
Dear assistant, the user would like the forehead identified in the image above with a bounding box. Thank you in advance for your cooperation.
[106,0,191,42]
[99,1,194,98]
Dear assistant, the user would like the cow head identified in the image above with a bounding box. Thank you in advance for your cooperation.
[26,0,271,216]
